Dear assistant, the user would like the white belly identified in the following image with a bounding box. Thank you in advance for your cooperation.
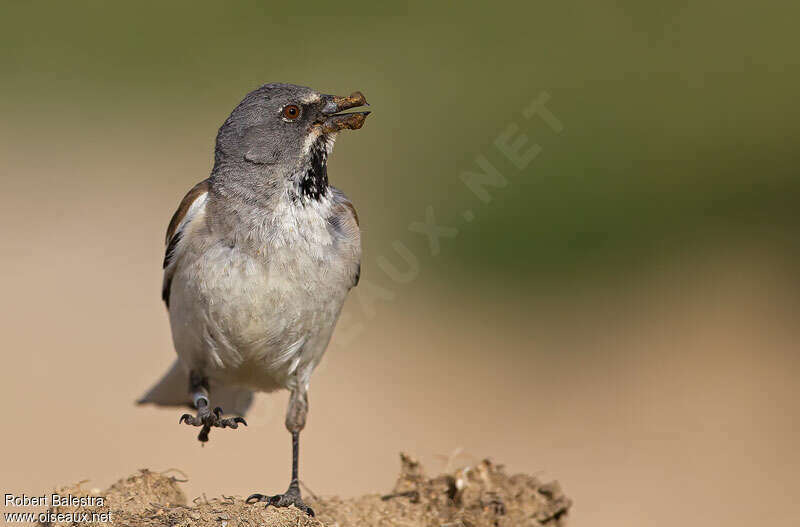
[168,238,348,393]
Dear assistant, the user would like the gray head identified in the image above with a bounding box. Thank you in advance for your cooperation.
[211,83,369,201]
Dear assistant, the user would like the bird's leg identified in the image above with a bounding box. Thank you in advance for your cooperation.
[179,372,246,442]
[246,431,313,514]
[247,388,314,516]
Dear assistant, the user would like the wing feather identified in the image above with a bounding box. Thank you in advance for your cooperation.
[162,179,210,307]
[328,187,361,288]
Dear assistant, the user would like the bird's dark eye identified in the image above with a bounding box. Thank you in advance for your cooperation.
[282,104,301,121]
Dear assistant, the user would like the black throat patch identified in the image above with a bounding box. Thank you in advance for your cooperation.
[297,137,329,201]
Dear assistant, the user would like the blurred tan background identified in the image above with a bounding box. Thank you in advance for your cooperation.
[1,2,799,526]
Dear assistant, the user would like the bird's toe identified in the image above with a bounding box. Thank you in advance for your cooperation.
[177,407,247,442]
[249,490,314,517]
[179,413,198,425]
[220,416,247,429]
[246,493,268,504]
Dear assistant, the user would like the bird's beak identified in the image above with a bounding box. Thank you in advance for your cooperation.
[318,91,370,133]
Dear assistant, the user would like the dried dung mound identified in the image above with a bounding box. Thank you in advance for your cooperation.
[39,454,571,526]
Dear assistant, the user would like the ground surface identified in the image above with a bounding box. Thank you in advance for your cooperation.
[39,454,571,527]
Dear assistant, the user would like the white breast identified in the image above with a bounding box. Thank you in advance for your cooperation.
[167,191,352,393]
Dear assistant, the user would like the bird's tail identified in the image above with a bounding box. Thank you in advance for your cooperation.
[137,359,254,417]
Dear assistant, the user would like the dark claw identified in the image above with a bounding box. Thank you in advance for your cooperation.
[246,493,267,504]
[219,417,247,430]
[246,490,314,516]
[267,496,314,517]
[198,427,211,443]
[177,406,247,442]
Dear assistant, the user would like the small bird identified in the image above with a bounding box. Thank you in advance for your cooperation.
[138,83,369,516]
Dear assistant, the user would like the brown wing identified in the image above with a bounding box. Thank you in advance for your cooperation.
[329,188,361,288]
[342,199,359,227]
[165,179,211,245]
[162,179,210,306]
[343,200,360,286]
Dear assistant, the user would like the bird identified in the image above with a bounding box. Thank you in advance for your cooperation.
[137,83,369,516]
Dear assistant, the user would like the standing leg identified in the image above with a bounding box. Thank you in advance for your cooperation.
[179,371,247,443]
[246,388,314,516]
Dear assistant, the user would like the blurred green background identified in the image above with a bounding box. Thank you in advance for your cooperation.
[1,3,798,527]
[3,1,797,292]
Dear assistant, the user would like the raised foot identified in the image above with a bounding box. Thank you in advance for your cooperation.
[246,485,314,517]
[179,406,246,442]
